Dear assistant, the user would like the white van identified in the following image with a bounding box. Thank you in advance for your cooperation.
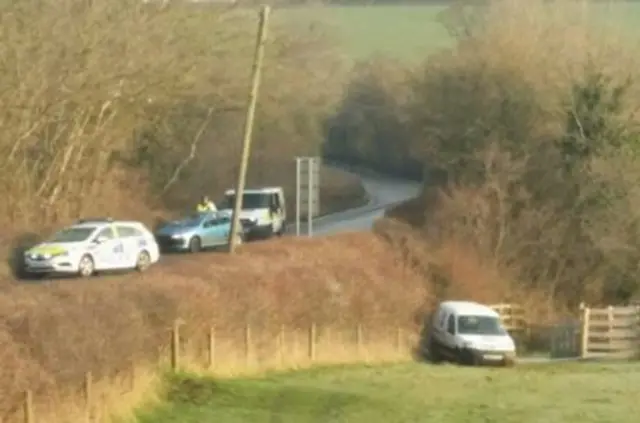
[425,301,516,366]
[222,187,286,240]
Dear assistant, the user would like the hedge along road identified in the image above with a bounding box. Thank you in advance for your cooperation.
[289,164,422,236]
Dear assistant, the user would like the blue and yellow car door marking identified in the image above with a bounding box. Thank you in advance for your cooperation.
[110,225,125,257]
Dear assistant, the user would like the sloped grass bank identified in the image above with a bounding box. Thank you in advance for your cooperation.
[137,361,640,423]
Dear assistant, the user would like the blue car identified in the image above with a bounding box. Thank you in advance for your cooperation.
[154,211,243,253]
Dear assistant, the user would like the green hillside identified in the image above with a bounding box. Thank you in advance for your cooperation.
[138,361,640,423]
[277,3,640,61]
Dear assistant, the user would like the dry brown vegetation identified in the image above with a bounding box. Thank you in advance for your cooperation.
[0,233,431,421]
[330,0,640,308]
[9,0,640,421]
[0,0,364,260]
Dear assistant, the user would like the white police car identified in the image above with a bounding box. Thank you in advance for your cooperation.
[23,218,160,278]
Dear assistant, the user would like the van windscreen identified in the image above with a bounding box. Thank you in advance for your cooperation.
[225,193,271,210]
[457,315,507,335]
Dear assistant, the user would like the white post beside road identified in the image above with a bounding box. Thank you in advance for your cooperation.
[294,156,320,237]
[295,157,301,236]
[307,160,313,237]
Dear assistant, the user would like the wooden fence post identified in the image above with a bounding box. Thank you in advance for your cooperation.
[356,323,363,357]
[277,324,285,366]
[171,321,181,371]
[396,327,403,353]
[580,306,590,358]
[308,323,317,362]
[84,371,92,422]
[207,327,216,369]
[607,305,614,351]
[636,306,640,359]
[128,360,136,391]
[245,323,252,366]
[23,390,33,423]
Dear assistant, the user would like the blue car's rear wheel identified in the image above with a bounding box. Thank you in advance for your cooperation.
[188,236,201,253]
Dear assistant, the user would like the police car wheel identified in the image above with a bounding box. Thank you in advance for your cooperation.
[78,255,95,277]
[135,251,151,272]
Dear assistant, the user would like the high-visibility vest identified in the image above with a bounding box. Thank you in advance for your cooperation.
[196,202,216,212]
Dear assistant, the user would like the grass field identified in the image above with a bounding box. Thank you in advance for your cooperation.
[138,361,640,423]
[278,5,452,60]
[277,3,640,61]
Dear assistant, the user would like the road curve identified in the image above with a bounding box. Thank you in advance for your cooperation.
[288,165,422,236]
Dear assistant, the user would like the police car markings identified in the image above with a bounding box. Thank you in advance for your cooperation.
[29,245,68,256]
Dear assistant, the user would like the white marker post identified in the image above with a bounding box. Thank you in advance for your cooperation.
[295,156,320,237]
[295,157,301,236]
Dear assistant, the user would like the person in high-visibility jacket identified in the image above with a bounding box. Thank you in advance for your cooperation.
[196,195,217,213]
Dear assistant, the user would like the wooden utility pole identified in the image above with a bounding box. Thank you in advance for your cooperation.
[227,4,270,253]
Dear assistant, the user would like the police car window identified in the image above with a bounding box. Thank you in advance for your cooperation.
[447,315,456,334]
[116,226,141,238]
[51,227,96,243]
[96,227,114,240]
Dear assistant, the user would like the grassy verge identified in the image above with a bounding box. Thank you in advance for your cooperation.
[138,361,640,423]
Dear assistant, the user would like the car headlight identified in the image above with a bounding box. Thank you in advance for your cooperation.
[171,234,184,239]
[51,251,68,258]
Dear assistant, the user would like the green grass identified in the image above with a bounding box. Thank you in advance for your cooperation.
[138,361,640,423]
[278,5,451,61]
[275,4,640,61]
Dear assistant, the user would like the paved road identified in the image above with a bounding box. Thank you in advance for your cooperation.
[289,166,422,236]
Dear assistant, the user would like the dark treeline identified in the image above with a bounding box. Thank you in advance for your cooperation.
[323,0,640,306]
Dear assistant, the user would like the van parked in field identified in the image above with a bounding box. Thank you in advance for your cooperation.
[424,301,516,367]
